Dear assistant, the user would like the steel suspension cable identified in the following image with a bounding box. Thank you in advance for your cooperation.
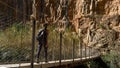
[0,0,33,17]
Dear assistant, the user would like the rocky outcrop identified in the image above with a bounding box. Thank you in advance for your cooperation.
[0,0,120,49]
[105,0,120,15]
[71,0,120,50]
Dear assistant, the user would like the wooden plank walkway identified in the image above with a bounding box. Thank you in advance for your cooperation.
[0,54,100,68]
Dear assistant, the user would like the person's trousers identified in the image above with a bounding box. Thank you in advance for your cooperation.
[37,43,48,61]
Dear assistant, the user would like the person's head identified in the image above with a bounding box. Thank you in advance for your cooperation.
[43,23,48,29]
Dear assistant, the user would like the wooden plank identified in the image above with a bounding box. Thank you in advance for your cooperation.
[0,54,100,68]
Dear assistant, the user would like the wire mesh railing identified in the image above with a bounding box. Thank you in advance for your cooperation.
[0,10,32,64]
[0,0,101,66]
[37,29,101,63]
[0,9,101,65]
[0,23,32,64]
[0,19,100,64]
[0,12,21,30]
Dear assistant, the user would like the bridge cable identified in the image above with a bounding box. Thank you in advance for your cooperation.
[0,0,30,17]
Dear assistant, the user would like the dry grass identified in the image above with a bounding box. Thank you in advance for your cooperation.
[0,23,32,63]
[0,23,80,63]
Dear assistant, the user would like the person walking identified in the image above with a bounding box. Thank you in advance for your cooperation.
[36,23,48,63]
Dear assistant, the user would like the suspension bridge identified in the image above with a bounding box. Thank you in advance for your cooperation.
[0,10,102,68]
[0,1,102,68]
[0,46,101,68]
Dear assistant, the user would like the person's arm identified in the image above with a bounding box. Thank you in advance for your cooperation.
[36,29,44,41]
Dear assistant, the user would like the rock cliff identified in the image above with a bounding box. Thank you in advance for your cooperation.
[33,0,120,49]
[0,0,119,49]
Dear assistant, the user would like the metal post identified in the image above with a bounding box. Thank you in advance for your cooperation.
[52,46,54,61]
[91,47,93,56]
[81,45,82,60]
[80,38,82,60]
[85,45,86,58]
[89,47,91,59]
[31,17,36,68]
[65,0,68,17]
[72,39,75,62]
[59,32,62,66]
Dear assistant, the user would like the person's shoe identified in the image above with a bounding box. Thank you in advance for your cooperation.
[45,59,48,63]
[36,58,40,63]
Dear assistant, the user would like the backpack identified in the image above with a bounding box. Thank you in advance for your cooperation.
[36,29,44,41]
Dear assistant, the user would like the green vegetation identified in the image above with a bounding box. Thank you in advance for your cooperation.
[102,50,120,68]
[1,23,119,68]
[88,48,120,68]
[0,23,79,63]
[0,23,32,63]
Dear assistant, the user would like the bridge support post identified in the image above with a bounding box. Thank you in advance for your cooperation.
[80,40,82,60]
[72,39,75,62]
[89,47,90,59]
[85,45,87,58]
[59,32,62,66]
[30,15,36,68]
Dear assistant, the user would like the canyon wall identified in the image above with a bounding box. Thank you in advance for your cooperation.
[0,0,119,48]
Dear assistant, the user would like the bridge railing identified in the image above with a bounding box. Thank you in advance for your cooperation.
[0,11,100,64]
[0,21,100,65]
[0,11,31,64]
[0,23,100,64]
[38,30,101,63]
